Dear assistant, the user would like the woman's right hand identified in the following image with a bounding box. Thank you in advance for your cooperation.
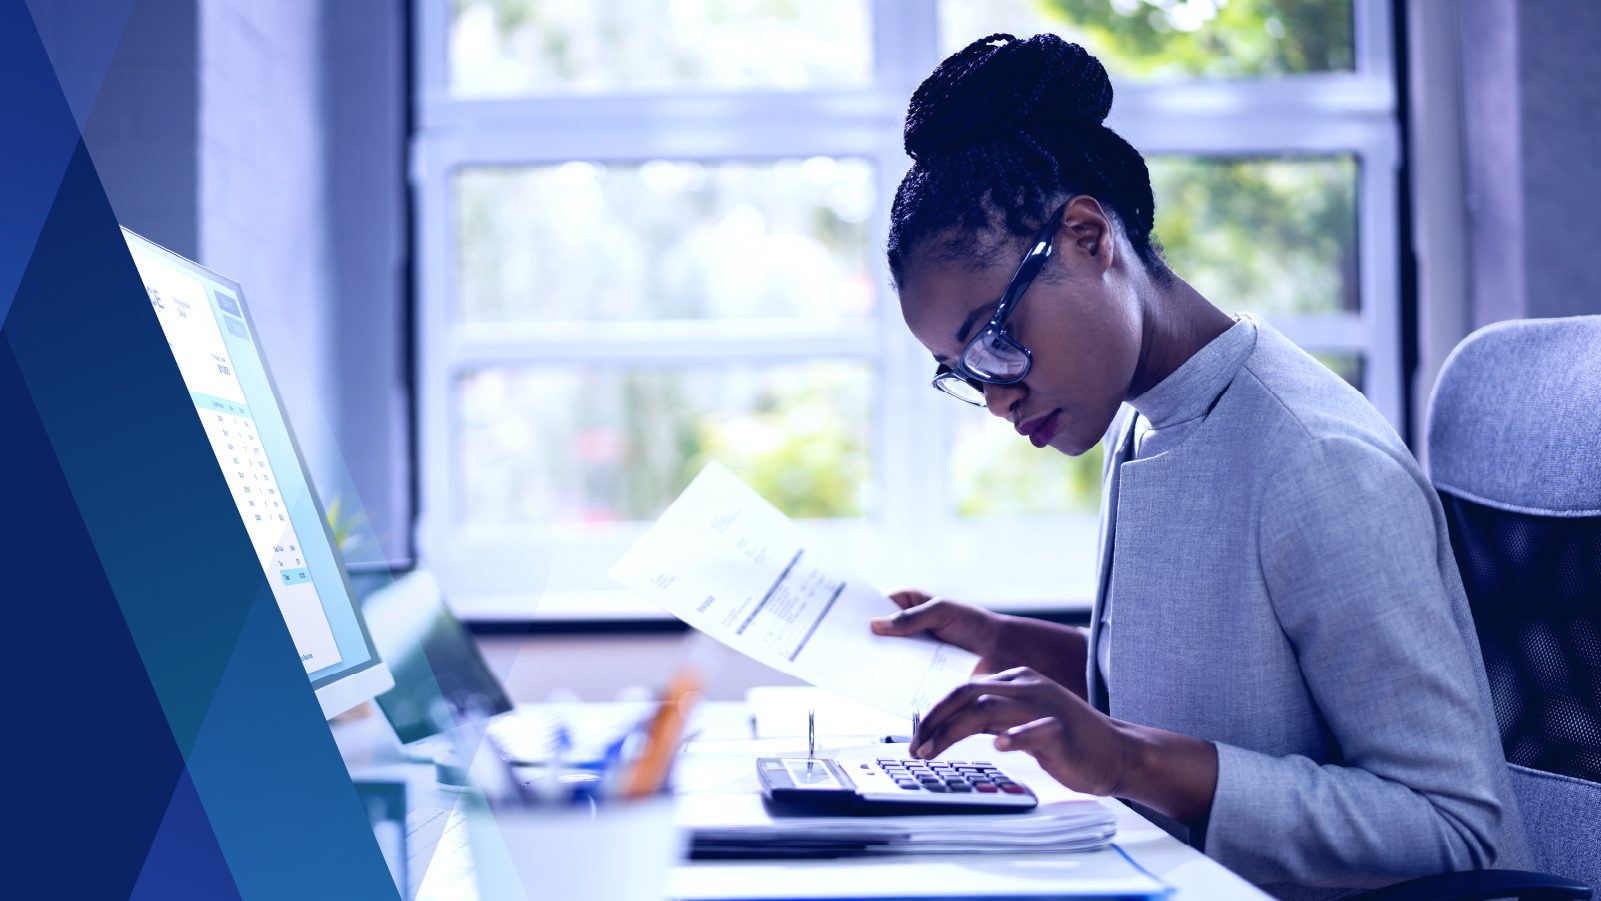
[870,589,1090,697]
[871,590,1006,672]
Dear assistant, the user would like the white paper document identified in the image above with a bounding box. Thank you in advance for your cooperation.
[679,793,1117,854]
[610,463,979,719]
[669,850,1169,900]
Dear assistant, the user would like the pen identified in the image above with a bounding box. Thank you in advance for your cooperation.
[621,668,702,798]
[595,729,636,800]
[535,719,572,803]
[808,707,815,761]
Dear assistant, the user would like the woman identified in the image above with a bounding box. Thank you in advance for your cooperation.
[868,34,1528,898]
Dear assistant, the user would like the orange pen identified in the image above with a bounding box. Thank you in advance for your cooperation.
[621,669,703,798]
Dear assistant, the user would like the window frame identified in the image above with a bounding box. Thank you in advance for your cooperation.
[413,0,1400,622]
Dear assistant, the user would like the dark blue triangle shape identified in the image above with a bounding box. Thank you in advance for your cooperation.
[23,0,138,130]
[6,137,261,758]
[0,320,182,898]
[0,0,84,329]
[129,768,244,901]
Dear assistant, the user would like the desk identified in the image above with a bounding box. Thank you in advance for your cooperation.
[333,700,1271,900]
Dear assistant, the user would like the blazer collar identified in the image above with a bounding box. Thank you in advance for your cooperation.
[1129,314,1258,432]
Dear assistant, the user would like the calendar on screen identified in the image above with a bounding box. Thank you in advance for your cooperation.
[128,247,342,674]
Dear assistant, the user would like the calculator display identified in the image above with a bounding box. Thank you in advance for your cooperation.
[783,759,845,788]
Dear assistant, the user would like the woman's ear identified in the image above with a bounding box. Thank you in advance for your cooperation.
[1057,195,1115,275]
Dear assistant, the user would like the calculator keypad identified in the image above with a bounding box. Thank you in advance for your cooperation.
[758,757,1036,810]
[867,759,1032,800]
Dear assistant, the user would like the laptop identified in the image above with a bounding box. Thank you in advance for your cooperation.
[359,570,647,764]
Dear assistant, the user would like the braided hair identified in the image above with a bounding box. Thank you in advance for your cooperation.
[887,34,1168,286]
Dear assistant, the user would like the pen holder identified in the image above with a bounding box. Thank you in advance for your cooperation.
[465,795,683,901]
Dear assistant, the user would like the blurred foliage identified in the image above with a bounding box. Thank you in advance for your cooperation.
[449,0,871,95]
[1311,352,1363,391]
[455,159,875,323]
[1150,155,1358,316]
[1037,0,1353,78]
[457,155,1358,522]
[460,363,870,523]
[952,408,1105,518]
[605,365,871,520]
[687,367,870,519]
[448,0,1362,524]
[456,159,1355,523]
[322,492,368,553]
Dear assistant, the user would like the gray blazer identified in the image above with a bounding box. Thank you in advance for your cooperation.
[1086,319,1530,897]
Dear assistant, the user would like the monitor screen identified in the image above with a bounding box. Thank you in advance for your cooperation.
[123,228,392,717]
[361,570,513,746]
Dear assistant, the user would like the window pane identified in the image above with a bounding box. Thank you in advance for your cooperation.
[455,159,877,323]
[1313,351,1363,391]
[450,0,873,97]
[947,353,1356,520]
[939,0,1354,80]
[459,361,872,523]
[1151,154,1358,317]
[950,406,1103,517]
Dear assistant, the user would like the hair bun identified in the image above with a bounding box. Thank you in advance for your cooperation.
[904,33,1113,160]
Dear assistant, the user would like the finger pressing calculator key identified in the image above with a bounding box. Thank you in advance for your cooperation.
[757,757,1037,813]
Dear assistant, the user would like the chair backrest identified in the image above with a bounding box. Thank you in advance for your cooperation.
[1427,315,1601,884]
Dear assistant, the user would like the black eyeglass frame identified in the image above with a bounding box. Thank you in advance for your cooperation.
[931,203,1069,406]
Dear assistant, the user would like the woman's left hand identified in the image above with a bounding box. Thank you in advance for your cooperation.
[913,667,1129,796]
[913,667,1219,822]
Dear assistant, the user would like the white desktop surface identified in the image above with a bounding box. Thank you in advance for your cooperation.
[333,700,1271,901]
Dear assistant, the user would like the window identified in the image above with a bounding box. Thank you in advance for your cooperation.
[447,0,873,96]
[415,0,1399,618]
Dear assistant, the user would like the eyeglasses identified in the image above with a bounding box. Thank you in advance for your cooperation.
[931,203,1069,406]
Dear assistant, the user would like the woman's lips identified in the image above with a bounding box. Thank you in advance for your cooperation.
[1017,409,1062,448]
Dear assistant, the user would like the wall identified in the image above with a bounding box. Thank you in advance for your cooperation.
[198,0,413,564]
[1519,0,1601,320]
[26,0,413,564]
[198,0,337,502]
[1408,0,1601,454]
[1458,0,1525,330]
[1406,0,1470,460]
[323,0,412,566]
[30,0,199,259]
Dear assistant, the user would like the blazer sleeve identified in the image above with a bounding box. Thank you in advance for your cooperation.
[1204,435,1508,888]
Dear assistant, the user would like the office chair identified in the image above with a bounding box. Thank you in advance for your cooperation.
[1358,316,1601,901]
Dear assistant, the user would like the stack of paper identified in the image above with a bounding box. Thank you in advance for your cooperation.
[669,852,1172,901]
[686,800,1117,858]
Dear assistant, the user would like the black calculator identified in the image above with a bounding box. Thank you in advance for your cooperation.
[757,757,1037,814]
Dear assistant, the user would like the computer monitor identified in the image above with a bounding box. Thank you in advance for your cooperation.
[360,570,512,747]
[123,228,394,718]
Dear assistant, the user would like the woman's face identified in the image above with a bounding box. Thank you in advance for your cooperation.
[898,197,1145,456]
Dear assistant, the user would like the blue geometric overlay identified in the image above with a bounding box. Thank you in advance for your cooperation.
[129,769,243,901]
[0,0,82,331]
[0,3,398,897]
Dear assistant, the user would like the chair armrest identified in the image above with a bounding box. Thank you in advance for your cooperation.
[1358,870,1592,901]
